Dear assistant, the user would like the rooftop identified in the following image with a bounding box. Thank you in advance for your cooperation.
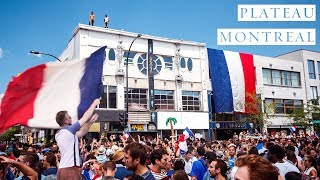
[72,24,206,47]
[275,49,320,58]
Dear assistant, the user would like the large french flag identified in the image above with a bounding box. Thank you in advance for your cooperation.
[0,46,106,133]
[208,48,256,113]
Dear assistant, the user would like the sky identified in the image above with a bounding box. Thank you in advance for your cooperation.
[0,0,319,93]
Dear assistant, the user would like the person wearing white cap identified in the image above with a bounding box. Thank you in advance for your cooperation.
[227,144,237,169]
[96,147,108,164]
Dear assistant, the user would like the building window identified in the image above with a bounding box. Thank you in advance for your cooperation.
[264,99,274,114]
[108,49,115,61]
[154,90,174,110]
[281,71,291,86]
[291,72,301,86]
[308,60,316,79]
[180,57,186,68]
[164,56,173,70]
[137,54,162,76]
[100,85,117,109]
[187,58,193,71]
[263,69,272,84]
[272,70,281,85]
[182,91,201,111]
[153,55,163,75]
[311,86,318,105]
[108,86,117,108]
[125,88,148,111]
[123,51,136,64]
[265,98,303,114]
[294,100,303,113]
[274,99,284,114]
[284,99,294,114]
[262,68,301,87]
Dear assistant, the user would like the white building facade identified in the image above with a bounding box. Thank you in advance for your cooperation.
[277,50,320,105]
[254,55,307,135]
[56,24,319,140]
[59,24,210,139]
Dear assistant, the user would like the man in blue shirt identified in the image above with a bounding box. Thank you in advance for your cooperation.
[190,146,207,180]
[203,152,217,180]
[123,142,155,180]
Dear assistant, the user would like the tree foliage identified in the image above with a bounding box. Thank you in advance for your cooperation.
[289,100,320,129]
[0,127,19,141]
[243,93,276,129]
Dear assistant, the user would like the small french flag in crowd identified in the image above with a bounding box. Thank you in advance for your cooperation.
[289,125,297,133]
[182,127,194,140]
[122,132,130,141]
[179,127,194,154]
[0,47,106,133]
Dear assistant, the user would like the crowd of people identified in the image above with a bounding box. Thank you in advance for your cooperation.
[0,99,319,180]
[0,128,319,180]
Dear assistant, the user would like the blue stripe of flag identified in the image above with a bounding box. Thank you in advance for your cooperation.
[207,48,233,113]
[78,46,106,119]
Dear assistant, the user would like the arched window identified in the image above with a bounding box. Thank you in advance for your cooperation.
[180,57,186,68]
[108,49,115,61]
[187,58,193,71]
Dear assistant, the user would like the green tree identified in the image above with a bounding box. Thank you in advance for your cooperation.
[243,92,275,132]
[0,127,19,141]
[289,100,320,130]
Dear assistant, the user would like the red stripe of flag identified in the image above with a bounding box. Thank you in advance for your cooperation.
[0,64,46,133]
[239,53,256,114]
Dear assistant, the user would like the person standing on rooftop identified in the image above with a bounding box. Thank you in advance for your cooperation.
[104,14,110,28]
[89,11,95,26]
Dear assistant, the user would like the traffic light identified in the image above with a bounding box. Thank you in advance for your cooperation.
[119,113,127,129]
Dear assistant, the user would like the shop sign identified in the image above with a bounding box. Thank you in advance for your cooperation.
[131,124,145,132]
[215,122,248,129]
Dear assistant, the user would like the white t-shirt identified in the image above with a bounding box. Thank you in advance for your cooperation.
[56,122,81,168]
[304,166,317,176]
[104,17,110,23]
[184,158,195,174]
[275,160,300,179]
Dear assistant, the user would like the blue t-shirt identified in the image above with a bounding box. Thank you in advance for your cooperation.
[190,158,207,180]
[115,166,133,180]
[203,170,215,180]
[228,157,236,168]
[42,167,58,176]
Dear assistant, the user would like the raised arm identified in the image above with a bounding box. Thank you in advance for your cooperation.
[76,113,99,138]
[78,99,100,126]
[0,156,38,180]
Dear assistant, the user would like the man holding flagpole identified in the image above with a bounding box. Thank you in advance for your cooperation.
[56,99,100,180]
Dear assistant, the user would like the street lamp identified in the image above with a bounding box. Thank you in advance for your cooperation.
[29,50,61,142]
[29,50,61,62]
[125,34,142,130]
